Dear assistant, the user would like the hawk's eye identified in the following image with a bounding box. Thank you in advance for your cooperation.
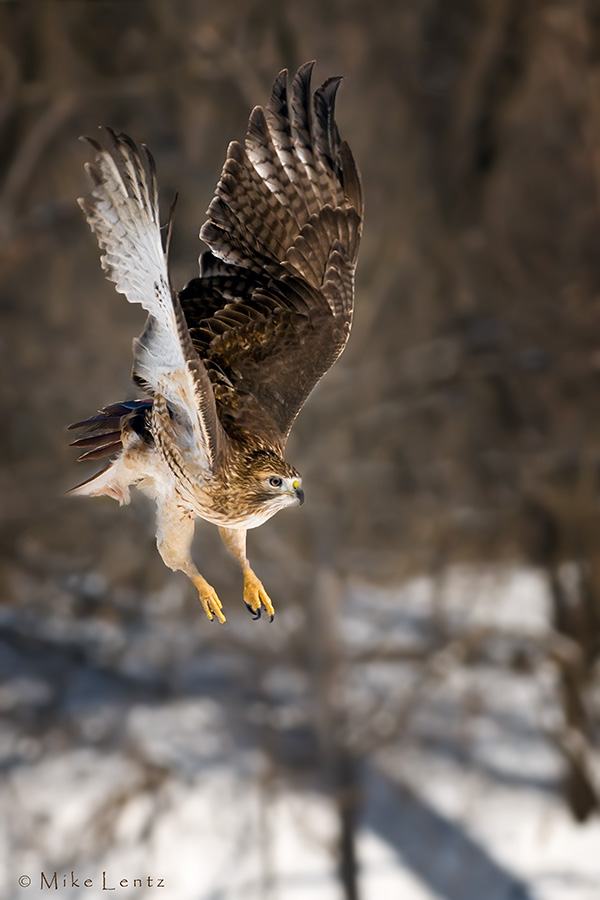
[269,476,283,488]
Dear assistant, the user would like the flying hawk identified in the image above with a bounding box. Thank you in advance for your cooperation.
[69,62,363,623]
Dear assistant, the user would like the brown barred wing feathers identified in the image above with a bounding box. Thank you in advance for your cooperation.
[181,62,363,447]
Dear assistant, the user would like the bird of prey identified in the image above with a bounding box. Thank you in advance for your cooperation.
[69,62,363,623]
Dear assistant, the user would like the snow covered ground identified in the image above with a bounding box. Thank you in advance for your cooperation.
[0,566,599,899]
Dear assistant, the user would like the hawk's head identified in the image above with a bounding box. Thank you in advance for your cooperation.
[233,448,304,523]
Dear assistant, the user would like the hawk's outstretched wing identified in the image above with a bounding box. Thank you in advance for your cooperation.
[78,130,223,464]
[179,61,363,449]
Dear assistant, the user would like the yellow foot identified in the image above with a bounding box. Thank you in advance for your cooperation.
[193,576,226,623]
[243,568,275,622]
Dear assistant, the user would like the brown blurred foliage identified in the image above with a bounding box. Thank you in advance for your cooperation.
[2,0,600,880]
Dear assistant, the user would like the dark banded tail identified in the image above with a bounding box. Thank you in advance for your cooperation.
[68,399,153,461]
[68,399,153,500]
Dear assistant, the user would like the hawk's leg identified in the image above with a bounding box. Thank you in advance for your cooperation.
[156,501,226,623]
[218,526,275,622]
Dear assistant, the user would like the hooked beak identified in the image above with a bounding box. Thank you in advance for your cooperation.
[295,487,305,506]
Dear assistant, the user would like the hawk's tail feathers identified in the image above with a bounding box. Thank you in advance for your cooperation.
[67,399,153,504]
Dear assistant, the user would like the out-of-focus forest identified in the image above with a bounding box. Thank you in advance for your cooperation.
[2,2,600,899]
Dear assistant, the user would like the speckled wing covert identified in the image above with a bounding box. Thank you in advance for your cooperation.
[179,61,363,450]
[78,130,223,464]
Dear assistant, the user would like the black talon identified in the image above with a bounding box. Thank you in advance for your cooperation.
[245,602,261,620]
[268,613,275,623]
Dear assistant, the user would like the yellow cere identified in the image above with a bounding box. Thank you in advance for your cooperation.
[292,480,300,490]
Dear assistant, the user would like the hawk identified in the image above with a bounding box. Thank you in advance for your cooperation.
[69,62,363,623]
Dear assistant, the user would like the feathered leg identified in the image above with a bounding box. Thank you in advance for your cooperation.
[156,501,226,623]
[218,526,275,622]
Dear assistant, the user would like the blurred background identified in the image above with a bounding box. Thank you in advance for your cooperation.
[2,1,600,898]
